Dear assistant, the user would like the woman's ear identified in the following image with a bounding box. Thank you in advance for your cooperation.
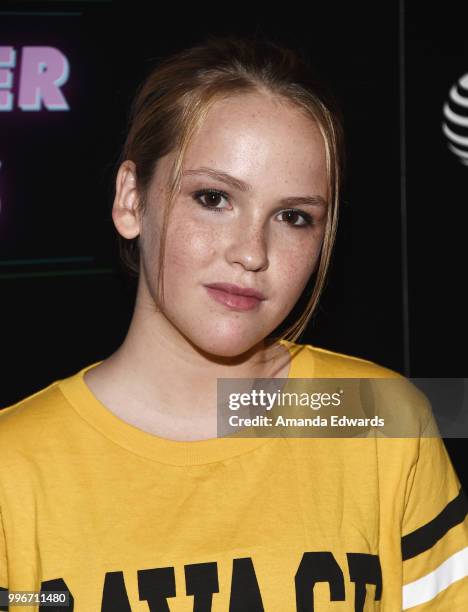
[112,160,142,239]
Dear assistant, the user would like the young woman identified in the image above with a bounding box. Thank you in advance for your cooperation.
[0,36,467,611]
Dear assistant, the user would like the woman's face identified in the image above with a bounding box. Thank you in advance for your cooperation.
[137,92,328,357]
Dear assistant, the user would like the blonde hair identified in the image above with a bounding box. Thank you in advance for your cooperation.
[116,35,345,343]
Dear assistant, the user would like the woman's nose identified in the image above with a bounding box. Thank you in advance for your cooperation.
[224,223,269,272]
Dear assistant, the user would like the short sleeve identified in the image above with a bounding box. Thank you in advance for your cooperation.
[401,420,468,610]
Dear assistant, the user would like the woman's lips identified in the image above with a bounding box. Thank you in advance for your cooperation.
[204,286,264,311]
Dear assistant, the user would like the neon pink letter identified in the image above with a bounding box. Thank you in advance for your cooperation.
[0,47,16,111]
[18,46,70,111]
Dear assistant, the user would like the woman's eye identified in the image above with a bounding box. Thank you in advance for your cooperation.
[278,209,314,228]
[192,190,314,228]
[193,189,229,212]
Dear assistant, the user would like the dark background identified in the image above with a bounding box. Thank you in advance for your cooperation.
[0,2,466,486]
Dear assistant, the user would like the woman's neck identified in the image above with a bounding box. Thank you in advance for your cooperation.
[83,293,291,441]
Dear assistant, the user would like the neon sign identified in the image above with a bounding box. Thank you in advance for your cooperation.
[0,46,70,111]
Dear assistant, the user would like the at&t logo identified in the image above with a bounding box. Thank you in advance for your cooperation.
[442,72,468,166]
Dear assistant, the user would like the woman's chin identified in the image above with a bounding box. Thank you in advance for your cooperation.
[190,333,268,361]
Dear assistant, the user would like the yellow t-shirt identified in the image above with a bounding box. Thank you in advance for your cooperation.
[0,340,467,611]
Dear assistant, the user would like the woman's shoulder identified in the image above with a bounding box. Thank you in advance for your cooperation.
[1,380,60,425]
[282,339,404,379]
[0,369,81,444]
[283,340,434,435]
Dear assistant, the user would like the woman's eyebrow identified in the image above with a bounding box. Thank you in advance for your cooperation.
[182,167,328,207]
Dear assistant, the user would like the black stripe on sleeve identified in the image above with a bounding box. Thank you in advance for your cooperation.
[401,487,468,561]
[0,586,7,611]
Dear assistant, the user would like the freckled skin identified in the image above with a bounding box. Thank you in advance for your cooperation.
[85,91,329,438]
[139,92,328,357]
